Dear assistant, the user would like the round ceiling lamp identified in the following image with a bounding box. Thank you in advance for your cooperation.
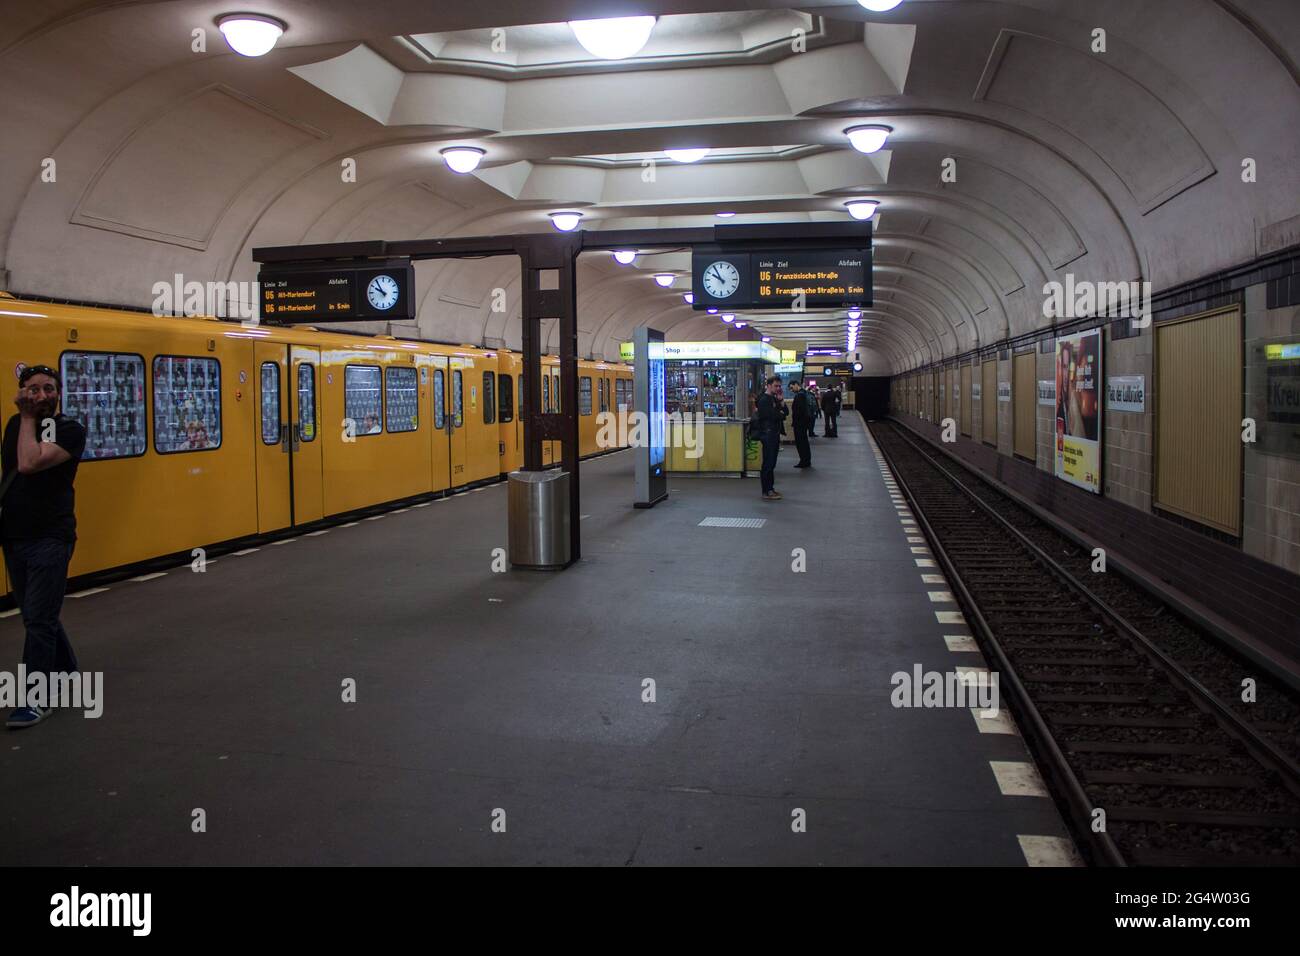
[715,211,736,218]
[549,211,583,232]
[217,14,286,57]
[722,314,735,323]
[569,17,657,60]
[682,293,694,304]
[844,124,892,154]
[612,250,636,265]
[652,273,676,287]
[664,148,709,164]
[858,0,905,11]
[440,147,485,174]
[845,200,879,221]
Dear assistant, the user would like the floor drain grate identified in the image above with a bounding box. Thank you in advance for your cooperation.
[698,517,767,528]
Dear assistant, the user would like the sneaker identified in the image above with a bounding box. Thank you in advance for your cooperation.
[6,706,49,729]
[762,490,783,500]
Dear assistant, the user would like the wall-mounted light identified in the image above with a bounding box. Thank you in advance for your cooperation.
[665,148,709,164]
[844,124,892,154]
[440,147,485,174]
[652,273,675,287]
[549,211,583,232]
[682,293,694,304]
[612,250,636,265]
[845,199,878,221]
[569,16,657,59]
[217,14,286,57]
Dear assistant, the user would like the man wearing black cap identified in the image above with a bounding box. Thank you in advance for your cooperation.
[2,365,86,729]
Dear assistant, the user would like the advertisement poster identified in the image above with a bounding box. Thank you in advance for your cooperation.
[1054,328,1102,494]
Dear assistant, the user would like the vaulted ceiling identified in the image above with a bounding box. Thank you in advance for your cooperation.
[1,0,1296,373]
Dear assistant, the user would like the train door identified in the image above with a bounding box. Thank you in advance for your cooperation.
[254,341,291,532]
[448,355,469,485]
[290,346,323,524]
[428,356,451,491]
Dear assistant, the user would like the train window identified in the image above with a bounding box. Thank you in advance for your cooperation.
[344,365,382,436]
[259,362,280,446]
[59,351,146,460]
[542,375,550,413]
[153,356,222,453]
[499,374,514,424]
[433,369,445,429]
[385,366,418,433]
[297,363,316,442]
[580,377,593,415]
[483,371,496,425]
[453,369,464,427]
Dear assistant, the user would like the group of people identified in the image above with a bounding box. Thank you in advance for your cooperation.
[751,377,844,501]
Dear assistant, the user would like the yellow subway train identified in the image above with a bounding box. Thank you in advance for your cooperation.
[0,293,632,591]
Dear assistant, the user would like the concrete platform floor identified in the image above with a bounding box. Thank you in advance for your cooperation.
[0,414,1074,865]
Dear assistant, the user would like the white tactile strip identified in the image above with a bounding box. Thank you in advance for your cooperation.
[698,517,767,528]
[865,417,1076,867]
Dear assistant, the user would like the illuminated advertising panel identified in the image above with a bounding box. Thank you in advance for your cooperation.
[634,326,668,508]
[1054,327,1103,494]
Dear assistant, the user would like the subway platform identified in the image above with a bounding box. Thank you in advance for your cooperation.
[0,416,1076,866]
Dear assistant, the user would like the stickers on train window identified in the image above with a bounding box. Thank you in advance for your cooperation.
[239,370,247,384]
[420,368,428,384]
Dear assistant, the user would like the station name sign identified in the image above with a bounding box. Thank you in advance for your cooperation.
[258,260,416,323]
[692,248,871,311]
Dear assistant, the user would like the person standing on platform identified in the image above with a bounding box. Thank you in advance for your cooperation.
[808,383,820,436]
[821,385,839,437]
[755,376,785,500]
[2,365,87,729]
[788,380,813,468]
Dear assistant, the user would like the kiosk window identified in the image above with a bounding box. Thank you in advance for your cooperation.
[153,356,221,453]
[59,351,146,460]
[483,371,496,425]
[433,369,445,429]
[345,365,382,435]
[260,362,280,446]
[499,374,514,424]
[298,363,316,442]
[385,366,418,433]
[453,369,464,427]
[580,377,593,415]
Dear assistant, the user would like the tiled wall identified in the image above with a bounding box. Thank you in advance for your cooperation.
[1102,327,1153,513]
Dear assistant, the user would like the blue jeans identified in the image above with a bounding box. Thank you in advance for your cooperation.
[759,433,780,494]
[3,537,78,680]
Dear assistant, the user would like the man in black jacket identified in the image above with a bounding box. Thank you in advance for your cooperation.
[789,380,813,468]
[754,376,785,500]
[2,365,87,729]
[822,386,840,437]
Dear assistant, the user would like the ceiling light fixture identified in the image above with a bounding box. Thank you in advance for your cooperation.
[707,308,719,314]
[722,314,735,323]
[715,211,736,218]
[664,148,709,164]
[761,336,771,343]
[844,124,892,154]
[847,308,863,320]
[858,0,905,12]
[652,273,676,288]
[682,293,694,304]
[735,322,747,328]
[217,13,286,57]
[549,211,583,232]
[612,250,636,265]
[440,147,485,174]
[569,16,657,60]
[845,200,878,221]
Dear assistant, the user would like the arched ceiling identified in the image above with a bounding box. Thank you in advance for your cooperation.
[1,0,1296,371]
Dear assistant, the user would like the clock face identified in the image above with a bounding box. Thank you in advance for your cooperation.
[367,274,400,311]
[701,260,741,299]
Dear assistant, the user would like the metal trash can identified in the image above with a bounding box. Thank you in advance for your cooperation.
[507,469,571,569]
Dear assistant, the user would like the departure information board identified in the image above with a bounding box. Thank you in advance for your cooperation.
[692,248,870,310]
[258,261,415,323]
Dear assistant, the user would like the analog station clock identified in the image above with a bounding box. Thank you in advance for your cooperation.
[701,260,741,299]
[367,274,401,311]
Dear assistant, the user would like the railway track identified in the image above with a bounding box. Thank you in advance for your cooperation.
[870,419,1300,867]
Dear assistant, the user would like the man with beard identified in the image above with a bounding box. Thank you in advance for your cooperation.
[2,365,86,729]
